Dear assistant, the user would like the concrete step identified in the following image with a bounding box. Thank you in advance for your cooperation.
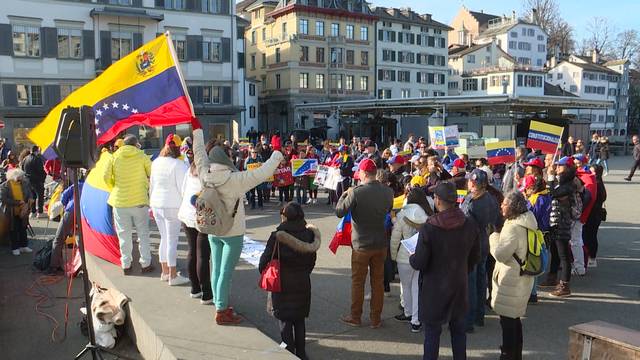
[85,253,296,360]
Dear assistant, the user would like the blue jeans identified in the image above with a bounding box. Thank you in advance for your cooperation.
[208,235,244,310]
[465,258,487,328]
[423,317,467,360]
[596,158,609,173]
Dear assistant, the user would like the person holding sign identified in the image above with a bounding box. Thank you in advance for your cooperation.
[274,160,295,204]
[292,151,310,205]
[245,148,265,210]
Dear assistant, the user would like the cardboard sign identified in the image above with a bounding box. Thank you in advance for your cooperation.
[247,162,274,182]
[273,165,294,187]
[291,159,318,176]
[323,167,342,191]
[429,125,459,149]
[313,165,330,187]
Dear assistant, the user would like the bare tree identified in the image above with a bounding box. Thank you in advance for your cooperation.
[584,17,613,56]
[614,30,640,61]
[522,0,574,56]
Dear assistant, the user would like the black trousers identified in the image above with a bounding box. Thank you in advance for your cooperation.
[628,159,640,179]
[499,316,523,360]
[250,187,264,208]
[278,318,306,359]
[50,211,73,269]
[336,177,352,198]
[10,216,28,250]
[184,226,212,300]
[583,218,602,259]
[30,181,45,214]
[549,235,572,282]
[278,185,293,202]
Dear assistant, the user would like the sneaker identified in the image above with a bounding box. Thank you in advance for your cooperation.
[216,308,243,325]
[160,273,170,282]
[305,198,312,204]
[370,320,382,329]
[588,258,598,268]
[394,314,411,322]
[624,177,632,182]
[549,281,571,298]
[12,249,20,256]
[312,199,317,204]
[190,291,203,299]
[141,264,154,273]
[123,267,133,276]
[411,323,422,333]
[340,315,361,327]
[169,274,190,286]
[200,298,213,305]
[19,247,33,253]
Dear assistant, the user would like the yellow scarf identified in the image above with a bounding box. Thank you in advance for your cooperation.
[528,189,549,206]
[9,180,24,211]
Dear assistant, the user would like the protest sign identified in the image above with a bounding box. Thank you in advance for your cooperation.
[313,165,330,187]
[429,125,459,149]
[323,167,342,191]
[273,165,294,187]
[291,159,318,176]
[247,162,274,182]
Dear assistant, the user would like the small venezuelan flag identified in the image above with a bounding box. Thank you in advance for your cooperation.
[486,140,516,165]
[457,189,467,204]
[526,121,564,155]
[29,32,194,158]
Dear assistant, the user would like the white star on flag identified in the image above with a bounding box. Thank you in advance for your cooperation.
[131,108,138,114]
[102,103,109,110]
[96,128,101,135]
[94,117,99,124]
[96,109,102,116]
[111,101,119,109]
[122,104,130,111]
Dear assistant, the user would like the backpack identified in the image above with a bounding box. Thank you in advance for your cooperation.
[33,239,53,271]
[513,228,548,277]
[194,179,240,236]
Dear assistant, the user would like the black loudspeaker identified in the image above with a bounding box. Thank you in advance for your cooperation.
[52,105,97,169]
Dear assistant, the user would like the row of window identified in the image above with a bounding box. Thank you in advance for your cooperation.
[291,73,369,91]
[381,21,443,35]
[381,50,446,66]
[458,74,542,91]
[298,20,368,41]
[378,30,446,48]
[378,89,446,99]
[506,41,546,53]
[510,28,540,38]
[378,69,446,84]
[584,85,607,95]
[583,72,620,82]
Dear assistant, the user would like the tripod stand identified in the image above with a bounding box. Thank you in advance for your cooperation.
[69,168,134,360]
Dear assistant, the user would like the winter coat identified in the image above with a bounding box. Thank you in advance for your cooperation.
[588,140,601,160]
[390,203,428,264]
[149,156,188,209]
[21,153,47,184]
[335,180,394,251]
[598,141,610,160]
[335,154,354,178]
[548,169,576,243]
[451,172,467,191]
[490,211,537,319]
[245,155,267,189]
[103,145,152,208]
[634,143,640,161]
[259,220,320,321]
[461,191,500,258]
[527,190,551,232]
[193,129,283,237]
[587,179,607,224]
[409,207,481,325]
[178,170,201,229]
[425,170,452,196]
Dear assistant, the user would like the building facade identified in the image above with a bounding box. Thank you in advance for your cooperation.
[373,7,451,100]
[240,0,377,135]
[448,6,498,48]
[0,0,246,152]
[547,54,630,138]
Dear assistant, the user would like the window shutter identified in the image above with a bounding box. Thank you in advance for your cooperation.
[42,27,57,58]
[391,51,396,62]
[378,29,383,41]
[82,30,95,59]
[133,33,143,50]
[220,0,229,15]
[398,32,403,43]
[237,52,245,68]
[222,86,232,105]
[155,0,163,7]
[390,71,395,81]
[2,84,17,107]
[0,24,13,56]
[186,35,201,61]
[391,31,396,42]
[416,35,421,46]
[44,85,61,106]
[410,33,415,44]
[221,37,231,62]
[416,72,421,83]
[99,31,111,70]
[378,69,383,80]
[416,54,421,64]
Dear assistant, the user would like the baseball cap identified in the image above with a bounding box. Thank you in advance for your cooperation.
[523,175,537,189]
[465,168,488,186]
[387,155,406,165]
[358,158,377,173]
[453,158,466,169]
[523,157,544,169]
[338,145,348,152]
[573,153,588,162]
[556,156,574,166]
[433,182,457,204]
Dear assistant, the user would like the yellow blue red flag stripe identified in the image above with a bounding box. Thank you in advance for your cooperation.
[527,120,564,154]
[486,140,516,165]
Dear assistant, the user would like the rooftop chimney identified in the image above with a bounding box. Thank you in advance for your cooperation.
[592,50,599,64]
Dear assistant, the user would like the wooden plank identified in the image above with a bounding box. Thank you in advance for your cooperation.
[569,321,640,360]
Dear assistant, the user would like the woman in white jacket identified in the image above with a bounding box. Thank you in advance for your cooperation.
[191,118,284,325]
[390,188,432,333]
[177,138,213,304]
[150,134,189,286]
[490,191,537,360]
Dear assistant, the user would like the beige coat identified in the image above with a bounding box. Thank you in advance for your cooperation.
[390,203,427,264]
[490,211,537,319]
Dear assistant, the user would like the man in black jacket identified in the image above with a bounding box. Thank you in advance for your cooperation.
[624,135,640,181]
[410,182,480,360]
[21,145,47,218]
[337,158,394,329]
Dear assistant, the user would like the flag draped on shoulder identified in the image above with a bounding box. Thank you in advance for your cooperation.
[329,212,352,254]
[526,121,564,155]
[28,33,194,158]
[486,140,516,165]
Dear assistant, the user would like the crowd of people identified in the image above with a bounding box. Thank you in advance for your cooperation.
[3,123,640,360]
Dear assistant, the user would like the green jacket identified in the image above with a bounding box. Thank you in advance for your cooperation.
[103,145,151,208]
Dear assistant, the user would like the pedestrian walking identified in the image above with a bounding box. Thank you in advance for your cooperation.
[410,182,481,360]
[587,133,601,164]
[20,145,47,218]
[150,134,189,285]
[337,159,394,329]
[191,117,284,325]
[259,202,320,360]
[0,169,33,256]
[623,135,640,182]
[596,137,610,176]
[490,191,537,360]
[104,135,153,274]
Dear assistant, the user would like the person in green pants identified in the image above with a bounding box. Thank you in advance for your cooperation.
[191,117,283,325]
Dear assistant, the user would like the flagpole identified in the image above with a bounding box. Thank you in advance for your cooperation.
[165,31,195,117]
[552,126,565,164]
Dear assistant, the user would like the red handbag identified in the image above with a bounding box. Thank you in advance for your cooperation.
[259,240,281,292]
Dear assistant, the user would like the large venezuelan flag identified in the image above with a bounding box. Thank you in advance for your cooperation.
[28,33,193,157]
[526,121,564,155]
[80,151,121,266]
